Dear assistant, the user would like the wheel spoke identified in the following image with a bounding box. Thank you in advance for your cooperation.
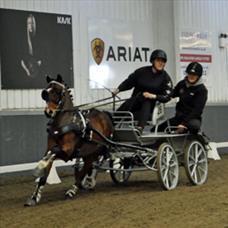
[189,154,195,162]
[164,174,170,188]
[197,164,207,174]
[169,161,177,167]
[188,160,195,167]
[198,158,206,164]
[169,169,177,179]
[170,155,178,166]
[190,165,197,177]
[162,169,169,184]
[197,149,202,158]
[194,144,198,160]
[161,166,166,172]
[168,171,173,184]
[121,171,125,181]
[165,150,170,167]
[161,158,167,166]
[196,166,202,180]
[169,152,175,163]
[193,167,198,182]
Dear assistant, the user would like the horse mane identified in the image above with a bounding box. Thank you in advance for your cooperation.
[64,83,73,102]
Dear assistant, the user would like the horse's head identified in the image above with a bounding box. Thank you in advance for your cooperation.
[41,74,70,118]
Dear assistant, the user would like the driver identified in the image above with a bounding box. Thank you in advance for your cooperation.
[112,49,173,133]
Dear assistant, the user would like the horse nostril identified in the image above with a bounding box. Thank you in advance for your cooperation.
[41,90,49,101]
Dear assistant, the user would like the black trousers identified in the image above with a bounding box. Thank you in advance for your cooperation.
[156,115,201,134]
[117,95,156,128]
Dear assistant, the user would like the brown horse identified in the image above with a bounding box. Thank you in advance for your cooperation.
[25,74,113,206]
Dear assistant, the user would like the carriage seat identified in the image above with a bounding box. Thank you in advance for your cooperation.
[111,102,165,141]
[150,102,165,126]
[110,111,141,142]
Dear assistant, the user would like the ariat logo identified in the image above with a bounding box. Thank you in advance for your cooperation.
[91,37,151,65]
[91,38,105,65]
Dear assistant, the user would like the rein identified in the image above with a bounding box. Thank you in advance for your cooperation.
[50,96,127,113]
[45,79,123,113]
[79,99,127,110]
[89,79,121,100]
[54,98,127,113]
[47,99,127,112]
[76,96,114,108]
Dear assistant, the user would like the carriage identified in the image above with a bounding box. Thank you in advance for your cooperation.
[25,75,209,206]
[91,103,208,190]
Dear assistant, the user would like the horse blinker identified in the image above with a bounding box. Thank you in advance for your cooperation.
[41,89,49,102]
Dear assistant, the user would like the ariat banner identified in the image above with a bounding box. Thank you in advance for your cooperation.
[0,9,74,89]
[88,19,153,89]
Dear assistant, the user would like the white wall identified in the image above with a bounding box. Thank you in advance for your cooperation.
[173,0,228,103]
[77,0,175,106]
[0,0,175,110]
[0,0,227,111]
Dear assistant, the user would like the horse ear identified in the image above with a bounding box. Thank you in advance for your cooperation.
[56,74,63,83]
[46,75,52,83]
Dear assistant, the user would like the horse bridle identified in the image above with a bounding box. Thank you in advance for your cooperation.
[41,80,66,118]
[42,80,87,136]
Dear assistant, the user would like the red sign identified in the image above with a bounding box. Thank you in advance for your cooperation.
[180,54,212,63]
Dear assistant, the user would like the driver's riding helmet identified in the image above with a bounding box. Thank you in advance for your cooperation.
[150,49,167,63]
[186,62,203,77]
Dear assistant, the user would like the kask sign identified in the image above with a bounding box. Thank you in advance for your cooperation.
[88,19,153,89]
[0,8,73,89]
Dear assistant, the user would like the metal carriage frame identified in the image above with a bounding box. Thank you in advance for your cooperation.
[93,109,209,191]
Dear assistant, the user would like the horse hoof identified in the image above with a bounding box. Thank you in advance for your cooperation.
[65,193,74,199]
[24,197,37,207]
[81,176,96,190]
[65,185,78,199]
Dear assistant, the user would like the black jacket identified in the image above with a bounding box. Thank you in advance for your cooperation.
[118,66,173,103]
[173,79,208,124]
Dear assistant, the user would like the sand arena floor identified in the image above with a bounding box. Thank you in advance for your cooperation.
[0,154,228,228]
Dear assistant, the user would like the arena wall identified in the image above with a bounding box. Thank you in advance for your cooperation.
[0,105,227,168]
[0,0,227,108]
[0,0,227,172]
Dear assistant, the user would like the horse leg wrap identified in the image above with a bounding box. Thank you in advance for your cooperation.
[65,184,79,198]
[32,185,44,203]
[33,151,56,177]
[81,169,97,190]
[24,185,44,206]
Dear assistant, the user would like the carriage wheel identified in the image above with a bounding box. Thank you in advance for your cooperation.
[109,158,132,185]
[184,140,208,185]
[157,143,179,190]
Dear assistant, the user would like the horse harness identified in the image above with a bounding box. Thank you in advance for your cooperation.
[43,80,112,149]
[47,108,110,148]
